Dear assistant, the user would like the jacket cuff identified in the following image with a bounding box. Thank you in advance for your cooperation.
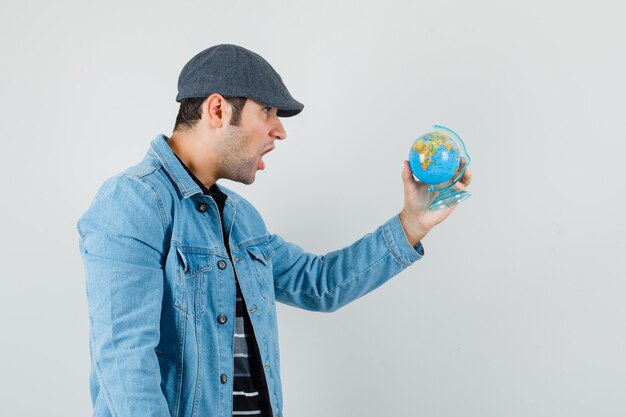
[382,215,425,267]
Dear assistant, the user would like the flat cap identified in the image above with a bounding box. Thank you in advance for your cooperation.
[176,44,304,117]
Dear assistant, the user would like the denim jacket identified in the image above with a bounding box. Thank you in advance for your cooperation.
[77,134,424,417]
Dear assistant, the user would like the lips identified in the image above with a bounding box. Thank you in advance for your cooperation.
[259,146,274,170]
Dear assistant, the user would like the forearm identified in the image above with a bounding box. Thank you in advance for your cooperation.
[271,215,424,312]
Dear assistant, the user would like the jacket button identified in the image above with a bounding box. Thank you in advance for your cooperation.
[197,203,208,212]
[217,260,227,270]
[248,306,257,313]
[217,315,228,324]
[220,373,227,384]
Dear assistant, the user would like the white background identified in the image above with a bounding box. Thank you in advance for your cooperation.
[1,0,624,416]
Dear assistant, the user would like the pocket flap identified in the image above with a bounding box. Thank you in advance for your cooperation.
[176,247,188,272]
[246,244,273,265]
[176,247,212,275]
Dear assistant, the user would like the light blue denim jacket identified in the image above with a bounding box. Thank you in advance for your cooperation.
[77,134,424,417]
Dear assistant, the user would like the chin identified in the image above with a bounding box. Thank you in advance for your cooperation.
[226,165,257,185]
[235,173,256,185]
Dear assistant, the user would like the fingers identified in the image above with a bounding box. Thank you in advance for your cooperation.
[453,167,472,191]
[460,168,472,186]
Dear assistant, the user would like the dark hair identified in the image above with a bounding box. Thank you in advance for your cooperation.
[173,96,247,131]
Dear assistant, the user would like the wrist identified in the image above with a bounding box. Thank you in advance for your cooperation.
[398,211,429,247]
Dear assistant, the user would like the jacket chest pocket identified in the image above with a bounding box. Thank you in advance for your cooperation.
[246,244,276,304]
[175,247,213,318]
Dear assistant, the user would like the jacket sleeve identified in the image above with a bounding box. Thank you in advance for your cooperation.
[77,175,171,417]
[269,214,424,312]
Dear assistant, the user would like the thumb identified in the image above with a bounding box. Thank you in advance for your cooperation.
[402,160,417,192]
[402,160,411,180]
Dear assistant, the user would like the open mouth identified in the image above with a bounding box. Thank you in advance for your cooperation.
[259,147,274,170]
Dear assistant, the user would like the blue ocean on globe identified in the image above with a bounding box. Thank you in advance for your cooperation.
[409,141,460,185]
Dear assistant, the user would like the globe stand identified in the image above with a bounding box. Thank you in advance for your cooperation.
[428,187,472,211]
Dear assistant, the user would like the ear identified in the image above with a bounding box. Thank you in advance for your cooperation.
[204,93,228,128]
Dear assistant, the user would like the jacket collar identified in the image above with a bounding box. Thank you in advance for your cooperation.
[148,134,239,205]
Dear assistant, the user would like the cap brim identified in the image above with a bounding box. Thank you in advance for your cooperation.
[277,107,303,117]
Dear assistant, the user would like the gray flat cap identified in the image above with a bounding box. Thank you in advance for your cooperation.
[176,44,304,117]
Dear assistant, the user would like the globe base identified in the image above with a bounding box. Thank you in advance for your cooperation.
[428,188,472,211]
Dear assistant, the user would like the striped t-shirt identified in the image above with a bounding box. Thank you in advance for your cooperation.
[232,280,271,416]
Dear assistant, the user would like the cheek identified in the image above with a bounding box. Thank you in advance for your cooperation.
[250,129,268,148]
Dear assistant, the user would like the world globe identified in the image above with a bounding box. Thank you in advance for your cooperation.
[408,125,472,211]
[409,132,461,185]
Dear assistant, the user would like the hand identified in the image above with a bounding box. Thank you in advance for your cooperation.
[398,160,473,246]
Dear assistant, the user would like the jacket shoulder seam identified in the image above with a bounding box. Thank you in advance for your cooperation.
[122,171,169,237]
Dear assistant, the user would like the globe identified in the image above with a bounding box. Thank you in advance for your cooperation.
[408,125,472,211]
[408,132,461,185]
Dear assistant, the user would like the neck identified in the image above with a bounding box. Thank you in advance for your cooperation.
[168,131,219,188]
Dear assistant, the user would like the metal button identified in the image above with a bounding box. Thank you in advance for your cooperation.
[248,306,257,313]
[217,315,227,324]
[233,257,241,261]
[217,260,227,270]
[197,203,208,212]
[220,373,227,384]
[264,363,270,371]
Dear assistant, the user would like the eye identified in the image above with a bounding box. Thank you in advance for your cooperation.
[262,107,271,115]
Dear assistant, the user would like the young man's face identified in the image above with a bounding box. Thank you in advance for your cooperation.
[217,99,287,185]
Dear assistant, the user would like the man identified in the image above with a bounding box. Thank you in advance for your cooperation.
[77,44,471,417]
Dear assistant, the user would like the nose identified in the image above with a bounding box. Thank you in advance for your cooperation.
[270,118,287,141]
